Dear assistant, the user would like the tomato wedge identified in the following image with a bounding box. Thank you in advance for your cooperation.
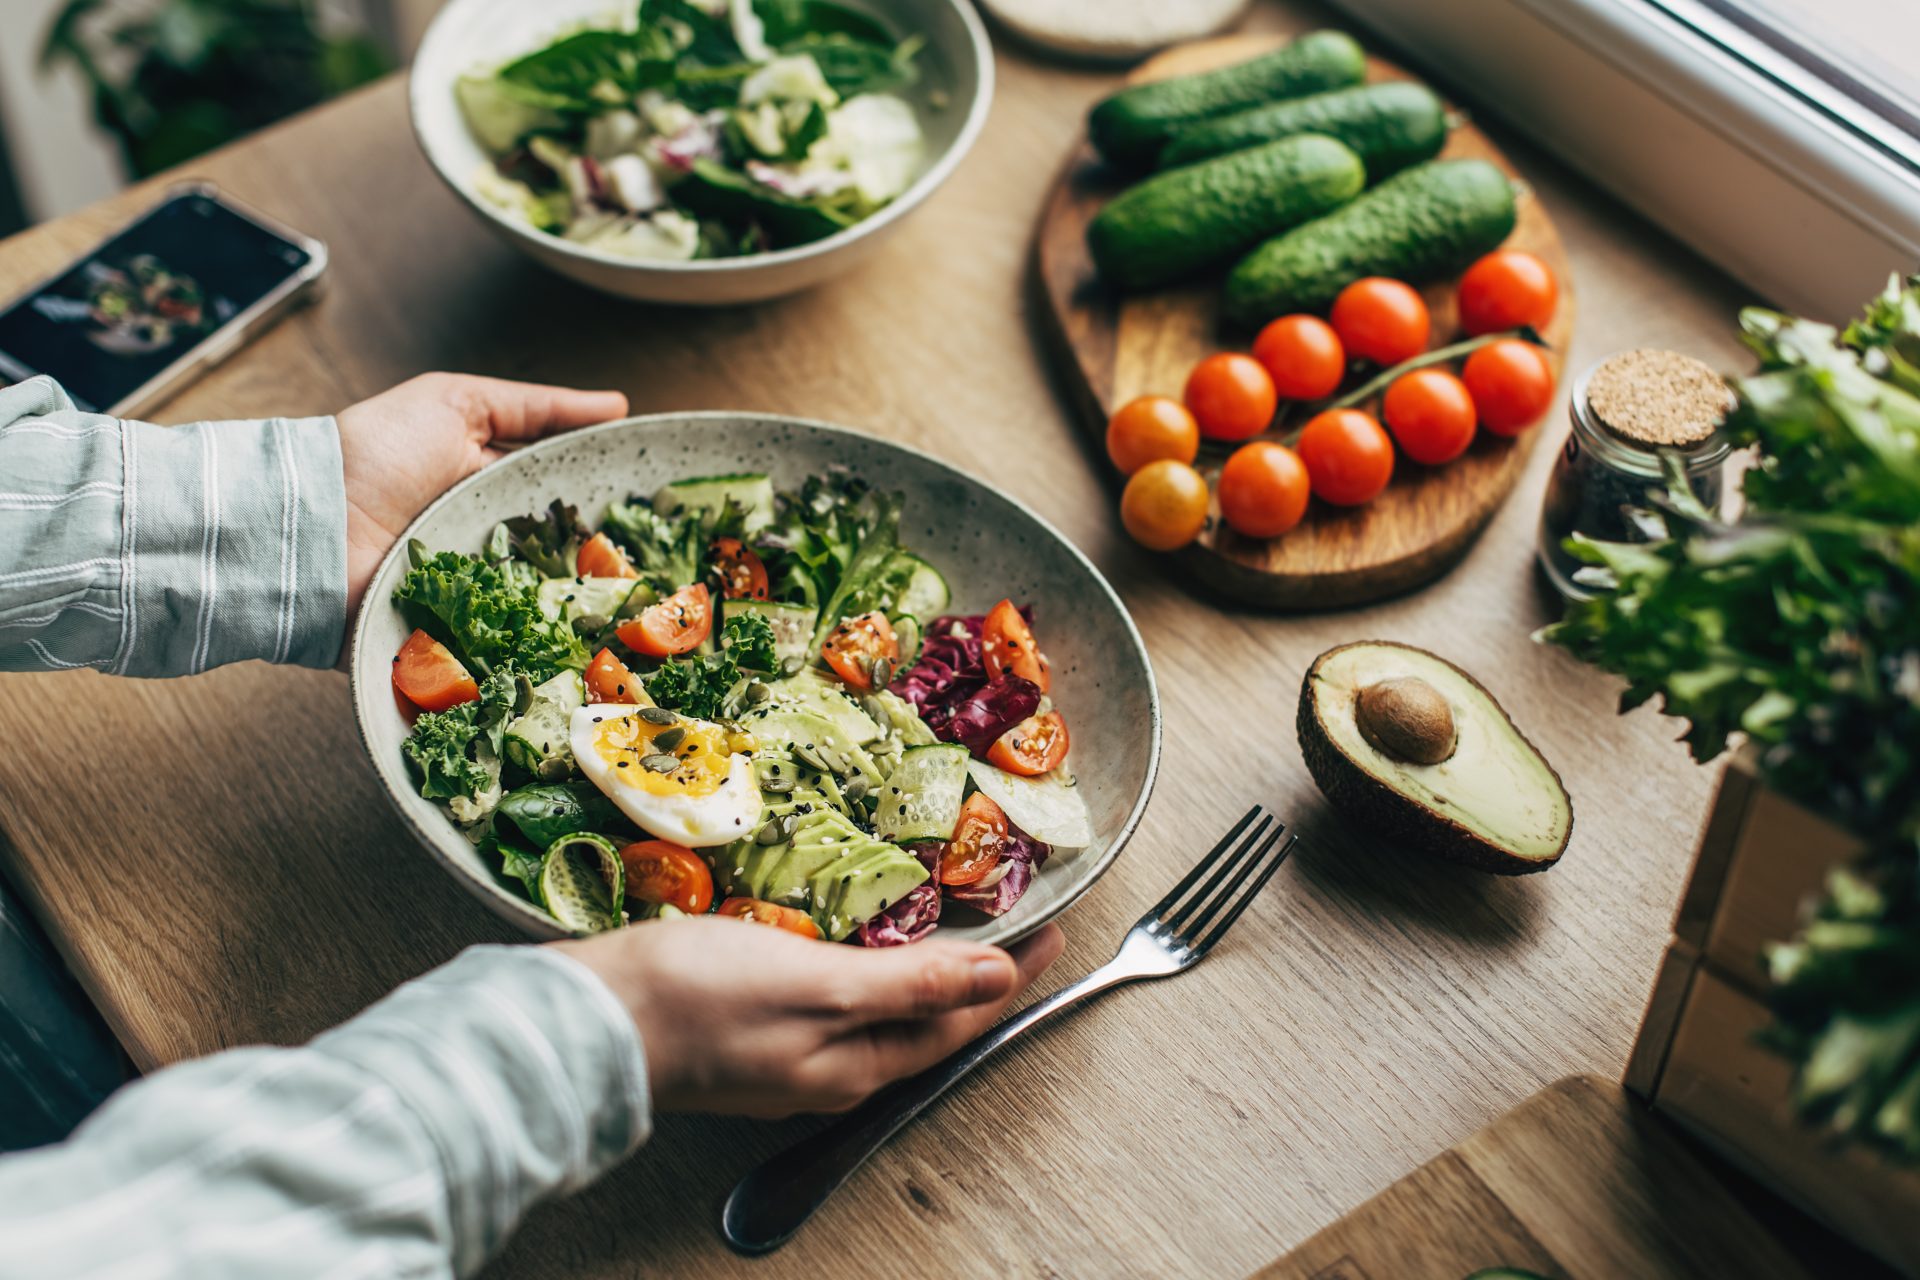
[981,599,1050,694]
[711,537,770,600]
[392,629,478,711]
[617,583,712,657]
[940,793,1010,886]
[986,711,1070,777]
[586,647,642,704]
[717,896,821,938]
[821,610,900,692]
[576,532,639,579]
[621,840,715,914]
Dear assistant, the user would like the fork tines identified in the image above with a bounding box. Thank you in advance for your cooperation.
[1149,805,1295,956]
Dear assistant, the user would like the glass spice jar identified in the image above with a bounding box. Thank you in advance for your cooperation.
[1537,348,1732,600]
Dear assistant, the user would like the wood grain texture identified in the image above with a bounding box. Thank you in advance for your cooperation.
[1035,34,1574,609]
[0,3,1766,1275]
[1261,1076,1843,1280]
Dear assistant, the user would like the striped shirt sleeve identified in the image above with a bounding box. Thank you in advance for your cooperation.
[0,945,651,1280]
[0,375,345,675]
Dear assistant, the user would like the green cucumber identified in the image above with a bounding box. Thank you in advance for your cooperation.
[536,576,649,623]
[875,743,970,843]
[652,472,775,532]
[538,832,625,933]
[723,598,817,665]
[1224,158,1517,326]
[1088,133,1365,292]
[886,553,950,620]
[1160,80,1448,180]
[503,671,584,777]
[1089,30,1365,169]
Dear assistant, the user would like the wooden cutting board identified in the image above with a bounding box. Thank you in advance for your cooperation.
[1035,35,1575,609]
[1256,1075,1876,1280]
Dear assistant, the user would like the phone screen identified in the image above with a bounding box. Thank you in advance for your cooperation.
[0,190,316,413]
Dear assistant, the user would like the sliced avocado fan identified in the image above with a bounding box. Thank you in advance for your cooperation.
[1298,641,1573,875]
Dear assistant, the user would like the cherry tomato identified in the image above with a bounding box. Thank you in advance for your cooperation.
[584,647,641,704]
[1462,339,1556,435]
[1457,250,1558,336]
[616,582,711,657]
[621,840,715,914]
[1217,441,1310,538]
[1330,278,1430,366]
[718,896,821,938]
[987,711,1070,776]
[981,598,1050,694]
[1251,314,1345,400]
[392,629,477,711]
[1184,352,1277,441]
[576,532,639,579]
[821,610,900,691]
[1383,368,1478,465]
[1120,459,1209,551]
[940,793,1010,886]
[1297,409,1395,505]
[710,536,769,600]
[1105,395,1200,474]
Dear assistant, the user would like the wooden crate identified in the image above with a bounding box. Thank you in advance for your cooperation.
[1627,749,1920,1274]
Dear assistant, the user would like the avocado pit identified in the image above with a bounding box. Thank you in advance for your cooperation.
[1355,676,1456,765]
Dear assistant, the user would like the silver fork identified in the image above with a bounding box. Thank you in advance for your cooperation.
[719,805,1297,1255]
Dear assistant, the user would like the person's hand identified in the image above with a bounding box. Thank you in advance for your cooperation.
[558,917,1065,1117]
[335,373,627,621]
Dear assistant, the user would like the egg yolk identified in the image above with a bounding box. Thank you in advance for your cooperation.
[594,715,733,796]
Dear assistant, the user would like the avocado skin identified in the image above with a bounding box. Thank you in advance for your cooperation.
[1089,30,1367,170]
[1089,134,1366,292]
[1160,81,1448,181]
[1225,158,1516,326]
[1296,642,1573,876]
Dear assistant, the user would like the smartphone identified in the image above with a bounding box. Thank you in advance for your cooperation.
[0,184,327,417]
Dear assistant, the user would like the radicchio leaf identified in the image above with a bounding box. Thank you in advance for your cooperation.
[946,820,1051,918]
[891,610,1040,754]
[854,843,942,947]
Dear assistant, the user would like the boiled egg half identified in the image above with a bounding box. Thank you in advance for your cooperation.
[569,704,761,847]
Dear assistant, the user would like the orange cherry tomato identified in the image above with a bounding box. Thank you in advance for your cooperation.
[1217,440,1310,538]
[1330,278,1430,366]
[1105,395,1200,475]
[576,532,639,579]
[1251,314,1345,400]
[711,536,770,600]
[987,711,1070,776]
[1120,459,1209,551]
[1184,352,1277,441]
[621,840,715,914]
[940,793,1010,886]
[616,582,712,657]
[1457,250,1558,336]
[981,598,1050,694]
[821,610,900,691]
[718,897,821,938]
[1462,340,1556,435]
[1383,368,1478,465]
[392,629,478,712]
[1297,409,1395,506]
[585,647,642,704]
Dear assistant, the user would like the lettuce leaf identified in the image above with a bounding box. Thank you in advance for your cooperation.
[395,544,589,679]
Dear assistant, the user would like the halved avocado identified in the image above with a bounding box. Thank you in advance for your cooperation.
[1298,642,1572,875]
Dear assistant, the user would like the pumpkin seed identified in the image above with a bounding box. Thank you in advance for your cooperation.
[746,681,772,704]
[844,774,869,801]
[513,673,537,716]
[780,656,805,677]
[652,727,687,752]
[760,776,797,794]
[793,742,831,772]
[641,753,679,773]
[870,657,892,689]
[536,757,571,782]
[639,706,677,725]
[572,613,609,637]
[778,812,798,841]
[755,818,785,845]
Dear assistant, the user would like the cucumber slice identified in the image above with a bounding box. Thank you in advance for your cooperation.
[538,832,625,933]
[654,473,775,533]
[967,759,1095,850]
[888,553,950,621]
[724,598,818,665]
[504,672,585,776]
[536,576,647,623]
[876,743,970,843]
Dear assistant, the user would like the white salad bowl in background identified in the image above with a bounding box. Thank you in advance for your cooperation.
[350,413,1160,948]
[408,0,993,304]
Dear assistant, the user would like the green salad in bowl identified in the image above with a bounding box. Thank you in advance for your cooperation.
[455,0,933,261]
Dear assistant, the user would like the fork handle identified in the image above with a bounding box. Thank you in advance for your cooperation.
[719,959,1135,1255]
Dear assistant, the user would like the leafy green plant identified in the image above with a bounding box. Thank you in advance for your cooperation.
[42,0,388,177]
[1542,275,1920,1159]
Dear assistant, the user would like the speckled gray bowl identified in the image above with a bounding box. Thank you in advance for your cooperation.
[350,413,1160,947]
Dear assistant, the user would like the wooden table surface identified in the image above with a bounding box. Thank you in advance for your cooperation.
[0,4,1758,1276]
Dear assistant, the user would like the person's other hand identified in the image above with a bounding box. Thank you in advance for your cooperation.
[558,917,1065,1117]
[335,373,627,620]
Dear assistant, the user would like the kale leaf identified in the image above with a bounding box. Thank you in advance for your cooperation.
[402,667,519,802]
[643,611,777,720]
[395,544,588,679]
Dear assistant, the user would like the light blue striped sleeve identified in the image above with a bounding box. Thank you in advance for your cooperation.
[0,374,345,675]
[0,945,651,1280]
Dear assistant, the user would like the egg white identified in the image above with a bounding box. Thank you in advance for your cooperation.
[569,704,762,848]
